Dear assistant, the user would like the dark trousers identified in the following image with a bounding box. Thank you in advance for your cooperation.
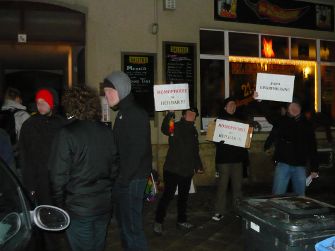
[114,178,148,251]
[155,170,192,224]
[66,213,111,251]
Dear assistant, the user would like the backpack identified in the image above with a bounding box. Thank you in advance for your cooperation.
[0,109,21,145]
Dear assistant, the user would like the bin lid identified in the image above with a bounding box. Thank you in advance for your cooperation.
[267,196,332,216]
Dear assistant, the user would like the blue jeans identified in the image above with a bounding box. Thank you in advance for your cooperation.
[66,213,111,251]
[114,178,148,251]
[272,162,306,196]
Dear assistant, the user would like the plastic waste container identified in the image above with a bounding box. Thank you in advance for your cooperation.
[237,195,335,251]
[315,236,335,251]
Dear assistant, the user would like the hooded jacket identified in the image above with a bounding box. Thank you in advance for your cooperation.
[1,99,30,140]
[104,71,152,185]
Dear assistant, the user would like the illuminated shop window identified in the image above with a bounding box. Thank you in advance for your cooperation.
[200,59,225,117]
[320,40,335,62]
[229,61,315,113]
[229,32,258,57]
[321,66,335,123]
[291,38,316,60]
[200,30,225,55]
[261,35,289,59]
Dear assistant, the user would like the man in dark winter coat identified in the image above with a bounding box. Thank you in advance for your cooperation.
[104,71,152,251]
[19,88,65,251]
[49,86,119,251]
[254,92,319,196]
[154,108,204,235]
[212,97,249,222]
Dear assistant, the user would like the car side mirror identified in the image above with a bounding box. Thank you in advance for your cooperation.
[31,205,70,231]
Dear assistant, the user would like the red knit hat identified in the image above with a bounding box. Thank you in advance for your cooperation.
[35,89,54,110]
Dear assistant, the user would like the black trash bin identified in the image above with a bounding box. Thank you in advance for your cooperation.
[237,196,335,251]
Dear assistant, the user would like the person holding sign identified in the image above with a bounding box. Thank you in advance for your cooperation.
[154,108,204,235]
[212,97,249,222]
[103,71,152,251]
[253,92,319,196]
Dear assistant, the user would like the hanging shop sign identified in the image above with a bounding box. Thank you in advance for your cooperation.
[215,0,334,31]
[256,72,295,102]
[163,42,196,106]
[154,83,190,111]
[122,53,156,117]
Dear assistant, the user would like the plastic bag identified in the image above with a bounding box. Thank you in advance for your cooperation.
[144,173,157,202]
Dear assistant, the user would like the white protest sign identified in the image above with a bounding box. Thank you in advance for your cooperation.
[154,84,190,111]
[256,73,295,102]
[213,119,250,148]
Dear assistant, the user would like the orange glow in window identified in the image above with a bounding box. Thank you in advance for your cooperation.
[262,38,275,58]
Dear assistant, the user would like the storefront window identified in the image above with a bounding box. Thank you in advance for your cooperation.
[200,30,225,55]
[229,62,315,114]
[229,32,258,57]
[261,35,289,59]
[291,38,316,60]
[200,59,225,117]
[320,40,335,62]
[321,65,335,123]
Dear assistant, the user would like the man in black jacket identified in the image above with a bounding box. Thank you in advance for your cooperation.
[254,93,319,196]
[49,86,118,251]
[154,108,204,235]
[104,71,152,251]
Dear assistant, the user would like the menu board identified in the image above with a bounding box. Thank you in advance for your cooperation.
[164,42,196,106]
[122,53,156,117]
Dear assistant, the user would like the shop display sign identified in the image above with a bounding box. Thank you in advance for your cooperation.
[122,53,155,117]
[164,42,196,106]
[256,73,295,102]
[154,83,190,111]
[207,119,253,148]
[215,0,334,32]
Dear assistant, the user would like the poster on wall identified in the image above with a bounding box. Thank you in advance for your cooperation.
[163,42,196,107]
[122,53,156,117]
[214,0,334,31]
[256,73,295,102]
[154,83,190,111]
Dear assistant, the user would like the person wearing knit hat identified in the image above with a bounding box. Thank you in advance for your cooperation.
[104,71,152,251]
[35,89,55,115]
[19,87,66,251]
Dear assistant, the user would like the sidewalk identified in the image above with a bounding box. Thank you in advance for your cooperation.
[105,181,335,251]
[60,181,335,251]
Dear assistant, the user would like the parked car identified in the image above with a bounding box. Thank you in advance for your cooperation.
[0,157,70,251]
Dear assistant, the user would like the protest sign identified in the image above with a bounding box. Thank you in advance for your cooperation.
[154,83,190,111]
[256,73,295,102]
[207,119,253,148]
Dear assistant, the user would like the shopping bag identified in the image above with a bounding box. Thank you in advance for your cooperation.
[144,173,157,202]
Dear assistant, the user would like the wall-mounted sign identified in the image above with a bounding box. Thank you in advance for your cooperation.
[256,73,295,102]
[154,83,190,111]
[215,0,334,32]
[163,42,196,106]
[122,53,156,117]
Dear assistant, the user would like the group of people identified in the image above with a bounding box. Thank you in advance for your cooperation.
[0,71,322,251]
